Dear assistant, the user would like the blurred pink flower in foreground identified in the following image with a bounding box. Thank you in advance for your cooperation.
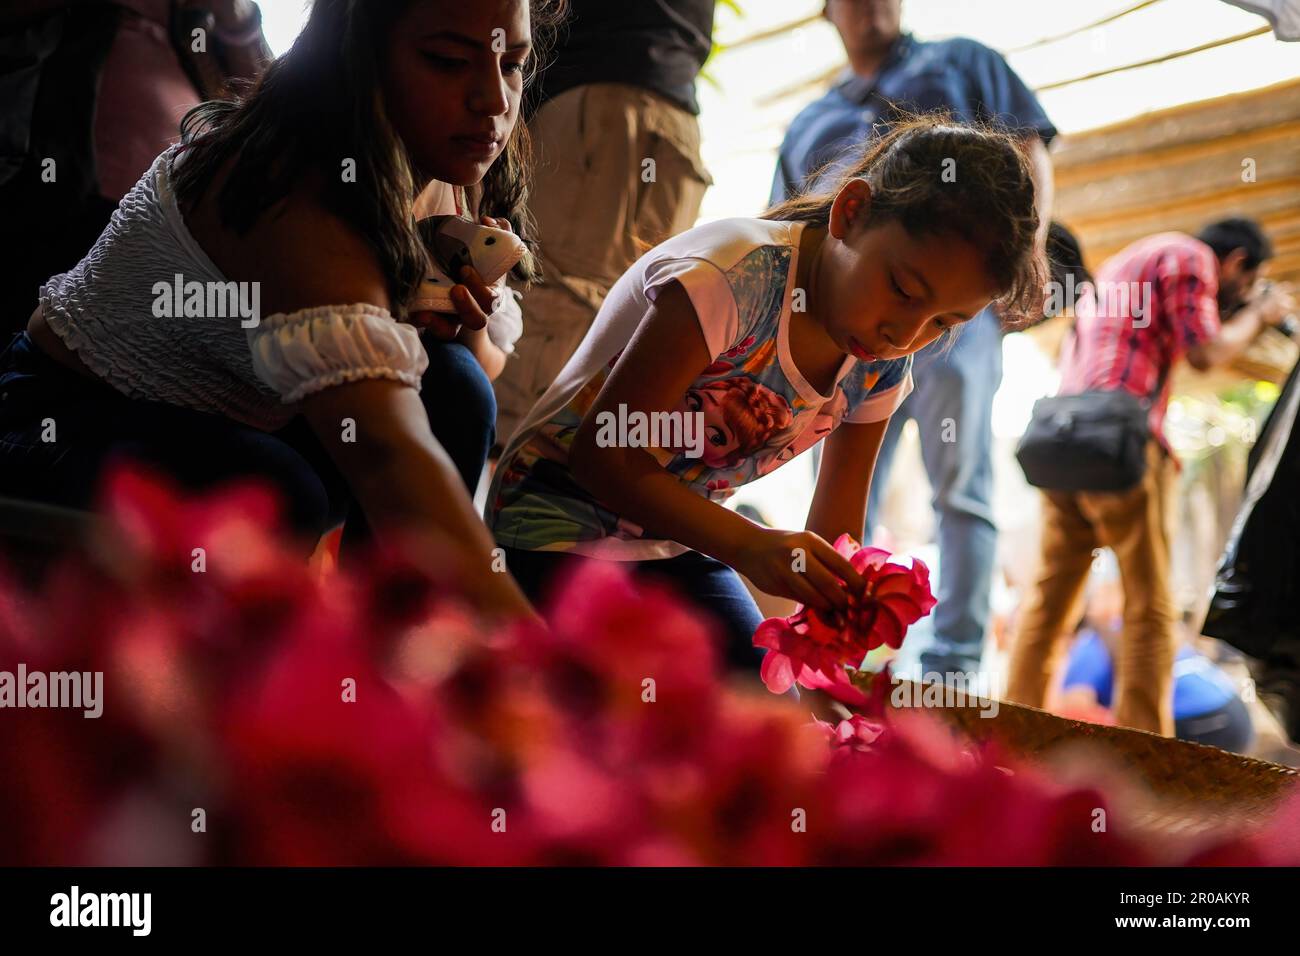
[753,534,936,701]
[1,469,1297,866]
[815,714,884,756]
[812,713,888,771]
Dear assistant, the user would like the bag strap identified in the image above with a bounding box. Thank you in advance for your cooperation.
[1067,315,1170,409]
[1146,354,1170,409]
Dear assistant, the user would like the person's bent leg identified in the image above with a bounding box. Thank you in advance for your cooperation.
[495,84,709,443]
[1005,491,1097,708]
[909,308,1003,673]
[420,339,496,494]
[0,333,335,553]
[500,546,588,607]
[94,391,339,550]
[1082,441,1179,735]
[636,551,764,674]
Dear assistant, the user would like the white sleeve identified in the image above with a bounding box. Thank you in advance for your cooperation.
[485,279,524,354]
[643,256,739,360]
[248,303,428,404]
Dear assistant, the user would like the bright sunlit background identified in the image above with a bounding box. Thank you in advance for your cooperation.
[261,0,1300,222]
[258,0,1299,623]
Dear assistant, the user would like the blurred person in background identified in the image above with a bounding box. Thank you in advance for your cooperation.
[1203,314,1300,749]
[1055,567,1254,753]
[1008,218,1297,735]
[771,0,1056,680]
[491,0,715,446]
[0,0,271,335]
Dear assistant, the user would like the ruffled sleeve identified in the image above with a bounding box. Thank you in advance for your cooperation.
[248,303,429,404]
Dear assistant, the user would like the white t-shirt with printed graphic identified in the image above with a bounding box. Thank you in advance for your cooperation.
[488,217,913,560]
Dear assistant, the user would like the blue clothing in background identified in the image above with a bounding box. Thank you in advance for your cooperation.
[771,31,1055,676]
[1064,630,1254,752]
[771,33,1057,204]
[863,301,1004,671]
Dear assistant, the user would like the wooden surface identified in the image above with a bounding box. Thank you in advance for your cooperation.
[878,677,1298,839]
[1053,77,1300,287]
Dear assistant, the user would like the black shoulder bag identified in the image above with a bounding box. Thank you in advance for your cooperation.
[1015,333,1167,493]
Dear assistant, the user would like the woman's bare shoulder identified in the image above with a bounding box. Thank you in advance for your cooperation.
[254,199,393,315]
[187,168,394,317]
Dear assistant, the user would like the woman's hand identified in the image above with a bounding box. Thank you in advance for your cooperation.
[729,527,865,613]
[408,216,512,339]
[407,265,493,339]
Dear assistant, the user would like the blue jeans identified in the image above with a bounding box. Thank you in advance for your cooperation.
[865,306,1003,670]
[0,331,494,553]
[503,546,766,674]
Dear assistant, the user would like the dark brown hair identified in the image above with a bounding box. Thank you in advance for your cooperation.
[763,114,1045,325]
[172,0,568,317]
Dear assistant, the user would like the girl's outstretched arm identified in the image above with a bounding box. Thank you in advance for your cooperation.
[806,417,888,546]
[569,280,862,612]
[303,378,535,622]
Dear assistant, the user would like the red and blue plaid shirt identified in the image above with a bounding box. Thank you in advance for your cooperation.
[1058,233,1221,458]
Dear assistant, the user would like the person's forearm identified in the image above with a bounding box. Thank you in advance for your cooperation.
[1201,308,1266,368]
[804,421,883,545]
[351,438,531,618]
[805,475,867,546]
[304,378,533,619]
[571,444,761,567]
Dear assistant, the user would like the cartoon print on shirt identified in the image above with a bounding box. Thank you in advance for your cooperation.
[668,376,794,470]
[490,230,912,555]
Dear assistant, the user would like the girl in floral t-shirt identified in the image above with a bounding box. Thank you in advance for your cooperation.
[490,117,1044,670]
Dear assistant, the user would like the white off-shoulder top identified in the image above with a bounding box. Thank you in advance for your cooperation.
[39,144,514,431]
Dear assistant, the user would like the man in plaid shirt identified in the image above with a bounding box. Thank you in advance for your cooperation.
[1009,218,1297,736]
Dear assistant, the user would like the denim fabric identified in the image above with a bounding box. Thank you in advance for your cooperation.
[0,332,495,553]
[865,306,1003,670]
[771,33,1057,204]
[503,545,765,674]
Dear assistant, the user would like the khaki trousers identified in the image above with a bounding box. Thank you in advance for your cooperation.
[494,83,711,444]
[1006,441,1179,735]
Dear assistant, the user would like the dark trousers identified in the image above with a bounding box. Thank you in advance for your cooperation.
[503,545,765,674]
[0,331,495,554]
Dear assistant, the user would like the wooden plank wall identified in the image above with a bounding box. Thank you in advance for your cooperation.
[1052,77,1300,287]
[1049,77,1300,391]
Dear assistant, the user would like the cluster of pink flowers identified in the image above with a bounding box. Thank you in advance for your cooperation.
[1,468,1296,865]
[754,534,937,705]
